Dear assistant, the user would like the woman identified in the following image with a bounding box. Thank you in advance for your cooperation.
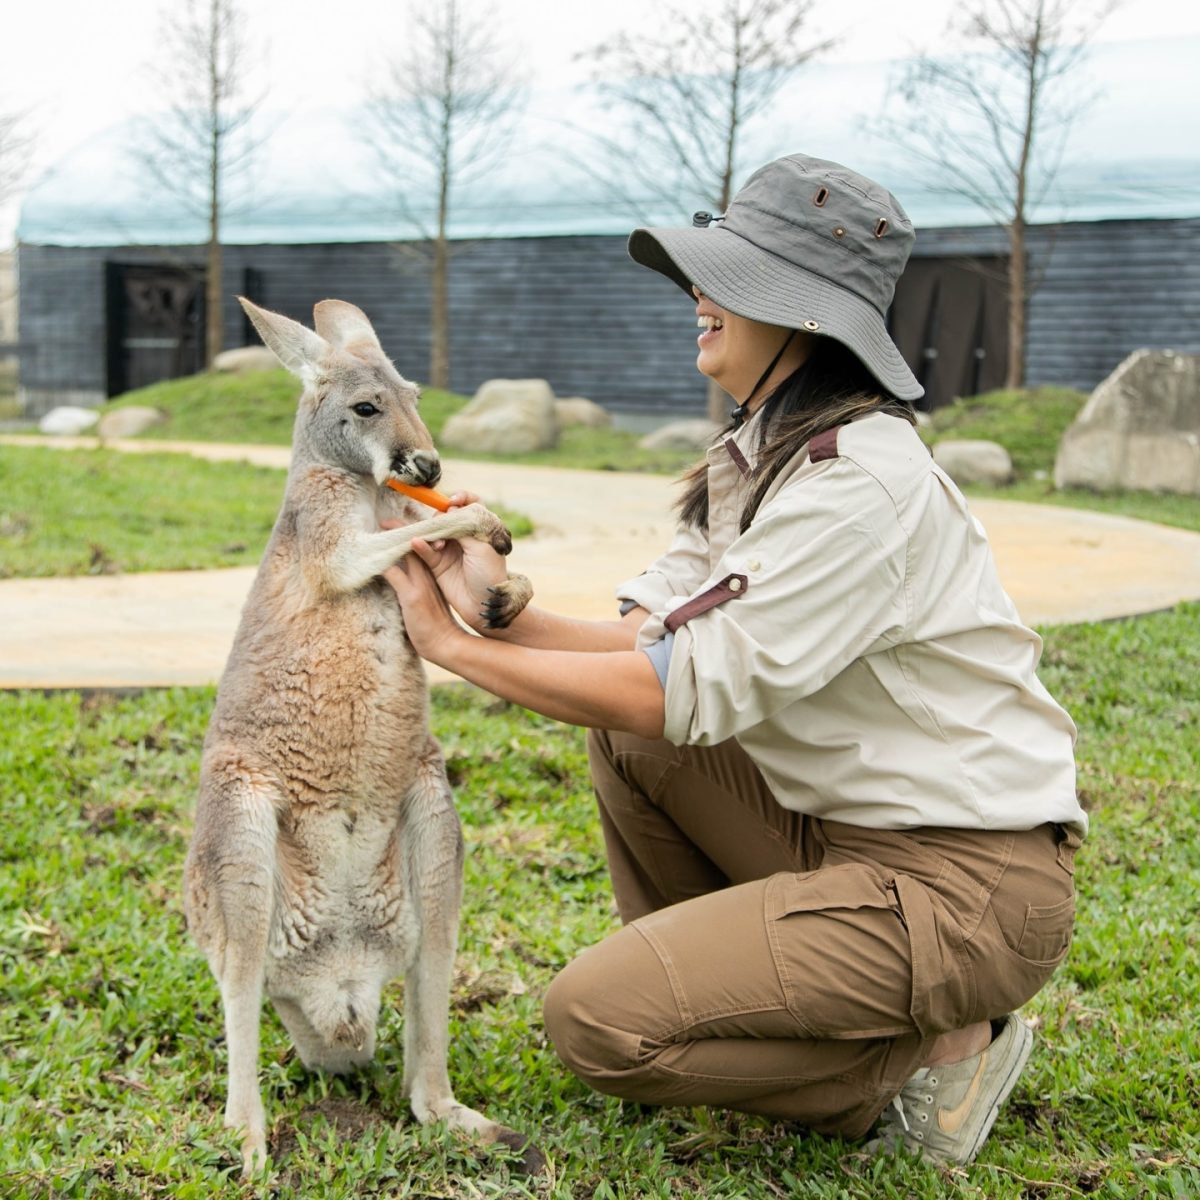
[385,153,1086,1166]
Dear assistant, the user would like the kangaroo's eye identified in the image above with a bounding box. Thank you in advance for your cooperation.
[352,402,380,417]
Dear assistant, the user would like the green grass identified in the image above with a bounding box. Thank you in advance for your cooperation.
[2,605,1199,1197]
[920,386,1088,478]
[0,445,531,579]
[101,369,700,475]
[0,445,285,577]
[101,371,472,449]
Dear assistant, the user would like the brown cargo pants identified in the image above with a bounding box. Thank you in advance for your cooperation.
[542,729,1080,1139]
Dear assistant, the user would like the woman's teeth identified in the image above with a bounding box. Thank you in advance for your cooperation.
[697,316,724,331]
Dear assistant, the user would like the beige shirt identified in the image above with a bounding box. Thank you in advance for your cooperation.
[617,410,1086,837]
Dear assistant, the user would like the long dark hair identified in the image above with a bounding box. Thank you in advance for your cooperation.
[677,338,916,532]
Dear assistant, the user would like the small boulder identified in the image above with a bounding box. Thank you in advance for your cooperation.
[555,396,612,429]
[932,439,1014,486]
[213,345,279,373]
[98,406,167,439]
[1055,349,1200,495]
[38,406,100,436]
[638,419,722,452]
[441,379,559,454]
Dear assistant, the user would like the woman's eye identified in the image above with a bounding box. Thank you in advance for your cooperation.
[352,402,380,417]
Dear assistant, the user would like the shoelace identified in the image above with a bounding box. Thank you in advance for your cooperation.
[873,1070,940,1144]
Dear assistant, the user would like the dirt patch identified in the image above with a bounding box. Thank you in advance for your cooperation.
[269,1096,386,1160]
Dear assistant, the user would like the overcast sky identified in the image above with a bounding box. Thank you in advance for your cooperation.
[3,0,1196,246]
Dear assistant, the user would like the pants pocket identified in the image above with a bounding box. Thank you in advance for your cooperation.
[1006,894,1076,966]
[764,865,917,1039]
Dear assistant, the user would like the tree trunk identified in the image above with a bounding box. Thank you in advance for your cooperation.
[206,216,222,370]
[431,234,448,390]
[1006,217,1026,390]
[205,0,223,369]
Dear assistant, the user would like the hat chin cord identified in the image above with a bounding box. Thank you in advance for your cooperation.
[731,329,796,424]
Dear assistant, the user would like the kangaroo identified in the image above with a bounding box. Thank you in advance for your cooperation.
[184,298,535,1176]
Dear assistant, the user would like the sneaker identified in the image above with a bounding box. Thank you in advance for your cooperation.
[865,1013,1034,1165]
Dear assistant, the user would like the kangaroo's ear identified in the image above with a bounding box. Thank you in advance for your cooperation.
[238,297,330,380]
[313,299,382,353]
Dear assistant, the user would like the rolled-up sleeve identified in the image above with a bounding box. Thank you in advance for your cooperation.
[660,465,909,746]
[614,522,712,616]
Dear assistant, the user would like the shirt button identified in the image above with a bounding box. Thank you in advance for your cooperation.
[748,559,761,571]
[728,577,742,592]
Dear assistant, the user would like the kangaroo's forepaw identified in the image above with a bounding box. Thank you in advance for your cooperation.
[487,525,514,556]
[482,574,533,629]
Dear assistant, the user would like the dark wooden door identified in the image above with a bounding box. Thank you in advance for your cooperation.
[888,256,1009,410]
[105,263,205,396]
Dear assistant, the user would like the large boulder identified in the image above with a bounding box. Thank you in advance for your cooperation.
[1055,350,1200,494]
[933,439,1014,487]
[440,379,559,454]
[555,396,611,429]
[38,406,99,436]
[638,419,722,452]
[213,345,279,373]
[98,406,167,439]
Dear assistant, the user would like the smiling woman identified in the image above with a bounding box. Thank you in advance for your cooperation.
[385,152,1088,1173]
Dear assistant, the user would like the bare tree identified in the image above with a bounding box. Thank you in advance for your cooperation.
[881,0,1116,389]
[365,0,522,391]
[581,0,832,419]
[0,104,34,214]
[135,0,265,368]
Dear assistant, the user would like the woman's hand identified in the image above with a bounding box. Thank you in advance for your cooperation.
[381,492,512,631]
[382,554,468,666]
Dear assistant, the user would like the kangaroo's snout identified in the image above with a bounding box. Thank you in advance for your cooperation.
[391,449,442,488]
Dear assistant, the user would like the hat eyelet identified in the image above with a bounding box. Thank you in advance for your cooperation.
[874,218,889,238]
[813,186,829,208]
[833,226,845,239]
[802,319,820,332]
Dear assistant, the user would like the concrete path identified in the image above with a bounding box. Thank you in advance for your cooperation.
[3,434,1200,690]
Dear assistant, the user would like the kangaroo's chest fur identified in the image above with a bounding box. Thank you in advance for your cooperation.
[194,467,440,993]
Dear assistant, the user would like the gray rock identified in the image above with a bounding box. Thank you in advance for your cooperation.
[440,379,559,454]
[555,396,611,429]
[38,405,99,436]
[638,419,722,452]
[213,346,279,373]
[933,439,1014,486]
[1055,350,1200,495]
[98,406,167,439]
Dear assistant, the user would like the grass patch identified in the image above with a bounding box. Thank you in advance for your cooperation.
[102,371,472,449]
[920,386,1088,478]
[0,445,284,577]
[102,369,700,476]
[0,445,531,578]
[2,604,1199,1196]
[964,478,1200,534]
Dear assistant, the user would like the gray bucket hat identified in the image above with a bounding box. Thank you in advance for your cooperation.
[628,153,923,401]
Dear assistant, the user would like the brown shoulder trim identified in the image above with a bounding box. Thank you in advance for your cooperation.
[808,425,843,463]
[664,573,749,633]
[723,437,752,478]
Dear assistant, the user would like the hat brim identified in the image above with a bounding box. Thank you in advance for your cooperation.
[628,225,924,402]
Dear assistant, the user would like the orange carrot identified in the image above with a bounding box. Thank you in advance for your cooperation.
[385,479,455,512]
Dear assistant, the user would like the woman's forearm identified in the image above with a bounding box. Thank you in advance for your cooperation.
[486,603,647,652]
[438,631,666,738]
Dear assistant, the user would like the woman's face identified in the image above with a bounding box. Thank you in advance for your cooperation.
[692,286,811,409]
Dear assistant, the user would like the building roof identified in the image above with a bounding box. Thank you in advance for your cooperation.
[18,35,1200,247]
